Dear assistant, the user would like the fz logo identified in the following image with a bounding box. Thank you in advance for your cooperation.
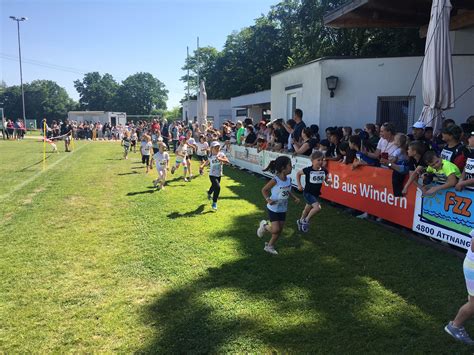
[444,192,472,217]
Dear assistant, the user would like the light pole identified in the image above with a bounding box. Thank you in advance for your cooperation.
[9,16,28,124]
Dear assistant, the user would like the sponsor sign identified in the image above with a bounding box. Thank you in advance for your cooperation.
[320,162,416,229]
[412,187,473,249]
[228,145,473,249]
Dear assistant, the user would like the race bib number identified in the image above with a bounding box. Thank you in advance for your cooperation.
[278,187,291,200]
[309,171,325,184]
[440,149,453,161]
[465,158,474,180]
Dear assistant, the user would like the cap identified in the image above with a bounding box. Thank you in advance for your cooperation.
[179,135,186,141]
[210,141,220,148]
[412,121,426,129]
[259,120,266,126]
[158,137,163,142]
[469,131,474,138]
[236,120,242,125]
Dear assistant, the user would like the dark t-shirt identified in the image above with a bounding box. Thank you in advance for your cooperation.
[300,138,318,156]
[245,132,257,145]
[60,123,72,136]
[440,143,469,171]
[275,128,289,145]
[293,121,306,143]
[303,166,328,197]
[464,149,474,181]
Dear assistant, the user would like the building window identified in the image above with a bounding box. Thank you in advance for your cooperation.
[377,96,415,133]
[236,109,248,117]
[287,93,297,120]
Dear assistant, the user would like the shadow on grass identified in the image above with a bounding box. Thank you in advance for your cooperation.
[117,171,139,176]
[167,204,210,219]
[140,167,466,353]
[18,154,53,172]
[126,188,156,196]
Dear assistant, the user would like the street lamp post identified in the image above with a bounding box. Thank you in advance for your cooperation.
[9,16,28,124]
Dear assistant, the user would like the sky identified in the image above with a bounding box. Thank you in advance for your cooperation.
[1,0,278,109]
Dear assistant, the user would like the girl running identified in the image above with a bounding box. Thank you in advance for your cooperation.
[205,141,230,210]
[121,131,131,159]
[196,135,210,175]
[141,134,152,173]
[131,129,138,153]
[171,136,189,181]
[185,130,197,179]
[296,151,331,233]
[152,142,170,190]
[257,156,300,255]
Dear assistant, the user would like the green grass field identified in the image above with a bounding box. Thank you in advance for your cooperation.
[0,139,471,353]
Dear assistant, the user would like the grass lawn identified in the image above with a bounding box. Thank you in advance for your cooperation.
[0,139,471,353]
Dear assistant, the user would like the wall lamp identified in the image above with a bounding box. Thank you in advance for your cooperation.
[326,76,339,98]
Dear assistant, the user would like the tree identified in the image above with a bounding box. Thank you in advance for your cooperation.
[0,80,76,123]
[115,72,168,115]
[74,72,119,111]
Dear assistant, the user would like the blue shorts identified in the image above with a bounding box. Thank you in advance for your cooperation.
[303,192,320,205]
[267,207,286,222]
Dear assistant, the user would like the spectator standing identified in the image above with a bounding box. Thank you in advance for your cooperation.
[236,121,245,145]
[440,124,469,172]
[455,131,474,191]
[284,109,306,147]
[293,127,318,156]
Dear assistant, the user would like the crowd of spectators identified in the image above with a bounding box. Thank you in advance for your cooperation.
[2,119,26,140]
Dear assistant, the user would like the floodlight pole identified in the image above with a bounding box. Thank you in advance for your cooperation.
[10,16,28,124]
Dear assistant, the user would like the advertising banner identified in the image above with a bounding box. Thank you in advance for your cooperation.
[412,187,473,249]
[320,163,416,229]
[227,145,472,249]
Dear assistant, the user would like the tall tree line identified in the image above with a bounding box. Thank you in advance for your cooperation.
[181,0,425,99]
[0,72,169,123]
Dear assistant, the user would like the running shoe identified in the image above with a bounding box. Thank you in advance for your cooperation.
[445,321,474,345]
[211,202,217,210]
[171,166,176,174]
[296,219,303,232]
[257,220,267,238]
[184,178,189,182]
[302,222,310,233]
[264,242,278,255]
[153,179,158,188]
[189,174,194,179]
[199,168,204,175]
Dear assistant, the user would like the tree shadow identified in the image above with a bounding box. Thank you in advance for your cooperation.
[105,158,123,161]
[139,167,466,353]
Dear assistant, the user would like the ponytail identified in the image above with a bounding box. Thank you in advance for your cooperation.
[263,156,291,174]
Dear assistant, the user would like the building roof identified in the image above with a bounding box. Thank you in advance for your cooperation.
[324,0,474,36]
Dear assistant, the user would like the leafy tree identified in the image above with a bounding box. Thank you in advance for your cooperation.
[0,80,76,124]
[114,72,168,115]
[74,72,119,111]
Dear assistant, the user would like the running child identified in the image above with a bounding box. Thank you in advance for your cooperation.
[256,156,300,255]
[205,141,230,210]
[171,136,189,181]
[131,129,138,153]
[140,134,153,173]
[121,130,131,159]
[185,130,197,179]
[296,151,331,232]
[152,142,170,190]
[195,135,210,175]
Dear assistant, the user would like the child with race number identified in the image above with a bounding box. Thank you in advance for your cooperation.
[121,130,131,159]
[445,230,474,345]
[455,131,474,191]
[141,134,153,173]
[296,151,331,232]
[152,142,170,190]
[205,141,230,210]
[195,135,210,175]
[171,136,189,181]
[185,130,197,179]
[257,156,300,255]
[131,129,138,153]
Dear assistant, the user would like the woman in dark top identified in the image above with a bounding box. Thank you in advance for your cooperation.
[293,127,318,156]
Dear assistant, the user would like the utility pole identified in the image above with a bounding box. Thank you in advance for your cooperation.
[9,16,28,124]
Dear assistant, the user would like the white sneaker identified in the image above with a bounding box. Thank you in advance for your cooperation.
[356,212,368,219]
[257,220,267,238]
[264,243,278,255]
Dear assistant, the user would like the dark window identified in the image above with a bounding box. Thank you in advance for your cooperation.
[377,96,415,133]
[236,109,248,117]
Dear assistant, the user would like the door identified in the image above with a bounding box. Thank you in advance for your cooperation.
[287,93,297,120]
[111,117,117,127]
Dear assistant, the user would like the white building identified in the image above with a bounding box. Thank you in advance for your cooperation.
[270,53,474,133]
[182,100,232,128]
[68,111,127,126]
[231,90,271,122]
